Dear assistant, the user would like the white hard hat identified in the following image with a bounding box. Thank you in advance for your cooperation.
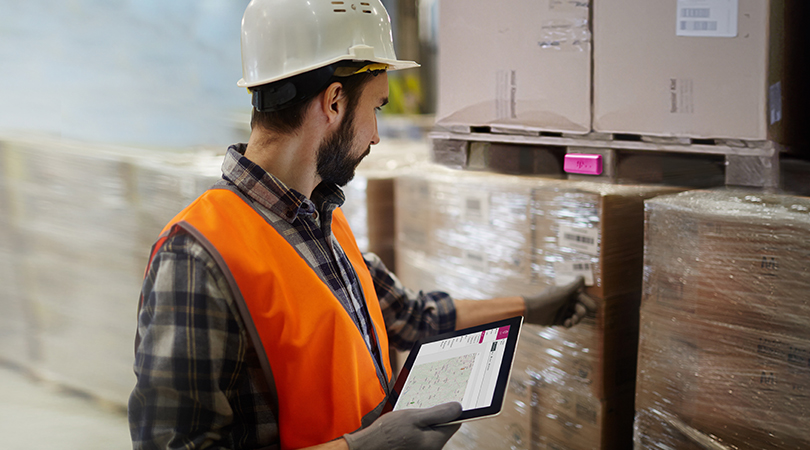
[238,0,419,89]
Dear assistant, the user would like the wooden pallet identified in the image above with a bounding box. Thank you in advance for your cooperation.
[429,129,799,191]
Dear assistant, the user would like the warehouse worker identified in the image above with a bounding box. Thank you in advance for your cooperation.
[129,1,595,449]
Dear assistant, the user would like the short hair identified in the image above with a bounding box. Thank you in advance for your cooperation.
[250,68,381,135]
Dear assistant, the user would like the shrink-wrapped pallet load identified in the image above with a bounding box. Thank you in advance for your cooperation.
[636,190,810,450]
[394,166,681,449]
[0,136,221,405]
[0,135,423,406]
[0,141,33,369]
[341,139,429,271]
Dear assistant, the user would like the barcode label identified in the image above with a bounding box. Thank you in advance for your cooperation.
[554,261,595,286]
[682,8,710,18]
[464,250,488,270]
[463,193,490,222]
[676,0,737,38]
[572,262,590,271]
[680,20,717,31]
[564,234,595,245]
[558,224,599,256]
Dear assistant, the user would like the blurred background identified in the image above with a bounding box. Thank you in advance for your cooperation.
[3,1,809,450]
[0,1,436,448]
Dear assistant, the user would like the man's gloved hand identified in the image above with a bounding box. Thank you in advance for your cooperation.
[523,276,597,327]
[343,402,462,450]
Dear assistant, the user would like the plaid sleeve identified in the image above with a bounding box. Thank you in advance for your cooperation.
[363,252,456,351]
[129,232,271,450]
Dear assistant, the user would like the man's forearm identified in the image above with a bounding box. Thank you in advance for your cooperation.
[453,297,526,330]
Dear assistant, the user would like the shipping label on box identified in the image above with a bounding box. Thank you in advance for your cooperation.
[676,0,739,37]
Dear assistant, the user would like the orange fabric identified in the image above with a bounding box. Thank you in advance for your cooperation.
[147,188,392,449]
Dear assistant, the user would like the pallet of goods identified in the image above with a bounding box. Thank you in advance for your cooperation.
[636,190,810,450]
[395,165,683,449]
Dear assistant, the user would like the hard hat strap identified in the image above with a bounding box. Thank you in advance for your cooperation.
[251,64,337,112]
[251,62,388,112]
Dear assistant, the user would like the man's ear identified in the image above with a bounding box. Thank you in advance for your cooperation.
[320,81,345,125]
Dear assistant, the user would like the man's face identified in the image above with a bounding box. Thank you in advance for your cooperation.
[316,73,389,187]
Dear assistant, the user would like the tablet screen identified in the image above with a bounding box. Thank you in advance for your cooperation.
[385,316,523,422]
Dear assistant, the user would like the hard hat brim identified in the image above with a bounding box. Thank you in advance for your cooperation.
[237,57,420,88]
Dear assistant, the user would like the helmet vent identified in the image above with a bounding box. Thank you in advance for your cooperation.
[330,1,372,13]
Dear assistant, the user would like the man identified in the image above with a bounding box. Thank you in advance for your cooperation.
[129,1,595,449]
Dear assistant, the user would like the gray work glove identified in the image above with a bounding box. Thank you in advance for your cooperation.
[343,402,462,450]
[523,276,597,327]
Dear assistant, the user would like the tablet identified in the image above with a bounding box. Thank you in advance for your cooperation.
[382,316,523,424]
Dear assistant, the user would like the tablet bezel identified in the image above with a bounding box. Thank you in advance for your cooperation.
[382,315,524,424]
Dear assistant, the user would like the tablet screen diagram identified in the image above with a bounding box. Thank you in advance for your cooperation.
[394,325,512,412]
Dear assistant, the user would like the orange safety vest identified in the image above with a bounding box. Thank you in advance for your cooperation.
[142,186,393,449]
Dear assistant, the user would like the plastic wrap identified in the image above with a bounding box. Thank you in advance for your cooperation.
[0,136,222,405]
[394,166,680,449]
[341,139,429,271]
[636,190,810,450]
[0,141,33,368]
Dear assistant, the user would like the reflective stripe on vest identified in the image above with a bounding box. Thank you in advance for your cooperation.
[143,186,393,449]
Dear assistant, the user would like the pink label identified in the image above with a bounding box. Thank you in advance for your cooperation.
[564,154,603,175]
[479,332,485,344]
[497,326,510,340]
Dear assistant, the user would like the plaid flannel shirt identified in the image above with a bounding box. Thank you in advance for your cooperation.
[129,144,456,450]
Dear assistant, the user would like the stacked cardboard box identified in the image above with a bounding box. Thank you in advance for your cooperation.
[636,190,810,449]
[0,135,424,406]
[436,0,591,134]
[342,139,429,271]
[0,136,222,405]
[395,166,681,449]
[594,0,806,144]
[437,0,808,144]
[0,141,34,369]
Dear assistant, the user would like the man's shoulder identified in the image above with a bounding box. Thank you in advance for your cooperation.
[151,228,220,275]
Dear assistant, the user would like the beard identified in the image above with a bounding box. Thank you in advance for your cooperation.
[315,110,370,187]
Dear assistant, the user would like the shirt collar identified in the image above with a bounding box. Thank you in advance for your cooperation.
[221,144,345,223]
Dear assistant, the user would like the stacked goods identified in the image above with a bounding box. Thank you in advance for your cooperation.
[0,135,422,405]
[636,191,810,450]
[341,139,429,271]
[0,136,221,405]
[0,138,143,401]
[594,0,807,145]
[0,141,33,369]
[394,166,681,449]
[436,0,591,134]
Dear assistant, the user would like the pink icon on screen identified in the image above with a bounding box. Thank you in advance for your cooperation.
[497,326,510,340]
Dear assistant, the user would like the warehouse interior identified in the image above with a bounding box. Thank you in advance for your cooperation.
[0,1,809,449]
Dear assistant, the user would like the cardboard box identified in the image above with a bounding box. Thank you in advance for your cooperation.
[534,379,636,450]
[532,182,683,300]
[343,140,430,271]
[0,136,223,405]
[396,166,553,299]
[343,177,396,270]
[636,190,810,449]
[392,170,687,448]
[396,167,682,300]
[0,142,33,368]
[447,330,538,450]
[643,190,810,336]
[437,0,591,134]
[593,0,804,144]
[635,308,810,450]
